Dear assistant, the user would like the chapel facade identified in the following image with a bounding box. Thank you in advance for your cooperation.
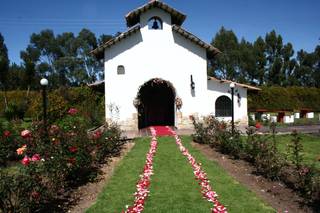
[92,0,259,131]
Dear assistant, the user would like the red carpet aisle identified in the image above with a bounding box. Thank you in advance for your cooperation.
[151,126,173,136]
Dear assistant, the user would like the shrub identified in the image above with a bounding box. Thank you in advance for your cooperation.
[1,87,105,126]
[0,170,51,213]
[288,130,304,170]
[4,102,27,121]
[191,115,229,147]
[92,123,124,163]
[248,86,320,112]
[192,115,320,205]
[254,140,284,179]
[0,124,20,167]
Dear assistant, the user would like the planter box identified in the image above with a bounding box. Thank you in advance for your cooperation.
[306,112,314,119]
[284,115,294,123]
[270,116,277,123]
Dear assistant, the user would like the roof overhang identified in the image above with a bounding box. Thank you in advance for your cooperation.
[208,76,261,91]
[172,25,221,59]
[87,80,105,93]
[126,0,186,28]
[91,24,141,60]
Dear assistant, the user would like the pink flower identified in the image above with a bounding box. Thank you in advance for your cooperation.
[31,154,41,162]
[255,122,262,129]
[49,125,60,135]
[22,156,30,166]
[21,130,32,139]
[3,130,11,137]
[31,191,40,200]
[68,146,78,153]
[67,157,76,165]
[16,145,27,155]
[92,131,102,140]
[67,108,78,115]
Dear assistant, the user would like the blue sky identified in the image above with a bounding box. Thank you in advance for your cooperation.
[0,0,319,64]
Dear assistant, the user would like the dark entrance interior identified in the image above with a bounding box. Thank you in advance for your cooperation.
[138,80,175,129]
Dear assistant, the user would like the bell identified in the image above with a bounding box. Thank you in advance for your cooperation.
[152,20,159,29]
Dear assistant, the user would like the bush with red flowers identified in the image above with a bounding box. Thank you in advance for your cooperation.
[0,123,20,166]
[0,107,125,212]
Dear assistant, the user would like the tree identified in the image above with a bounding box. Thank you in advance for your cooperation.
[313,45,320,87]
[253,37,267,85]
[293,50,315,86]
[6,63,25,90]
[75,29,100,83]
[20,45,40,90]
[238,38,256,83]
[0,33,9,108]
[20,29,113,88]
[281,43,295,86]
[265,30,285,85]
[211,27,240,80]
[98,34,113,46]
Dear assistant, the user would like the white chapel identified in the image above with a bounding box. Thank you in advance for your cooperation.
[92,0,259,131]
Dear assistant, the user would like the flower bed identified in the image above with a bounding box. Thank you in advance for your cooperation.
[0,108,125,212]
[191,115,320,207]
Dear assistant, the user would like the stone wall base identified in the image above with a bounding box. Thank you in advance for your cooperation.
[108,112,248,131]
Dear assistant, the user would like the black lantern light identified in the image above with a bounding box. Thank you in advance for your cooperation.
[190,75,195,90]
[40,78,49,141]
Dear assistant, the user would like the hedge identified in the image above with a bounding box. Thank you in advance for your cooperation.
[248,86,320,112]
[0,87,105,125]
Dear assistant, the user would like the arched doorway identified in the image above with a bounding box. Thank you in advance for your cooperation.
[136,78,175,129]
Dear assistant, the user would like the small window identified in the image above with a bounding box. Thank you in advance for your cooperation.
[117,65,125,75]
[148,17,163,30]
[215,96,232,117]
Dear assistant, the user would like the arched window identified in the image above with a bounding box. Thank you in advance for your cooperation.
[117,65,125,75]
[148,17,163,30]
[215,96,232,117]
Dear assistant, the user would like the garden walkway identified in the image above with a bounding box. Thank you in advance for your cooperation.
[87,126,275,213]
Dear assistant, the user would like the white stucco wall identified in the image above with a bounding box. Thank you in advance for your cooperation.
[103,7,248,130]
[207,80,248,124]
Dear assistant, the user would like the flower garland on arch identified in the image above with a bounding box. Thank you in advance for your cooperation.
[175,97,183,110]
[167,126,228,213]
[123,127,158,213]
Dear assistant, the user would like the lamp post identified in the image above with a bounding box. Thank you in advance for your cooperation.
[40,78,48,141]
[230,82,235,135]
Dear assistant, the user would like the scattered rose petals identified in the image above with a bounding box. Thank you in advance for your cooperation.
[167,126,227,213]
[124,127,158,213]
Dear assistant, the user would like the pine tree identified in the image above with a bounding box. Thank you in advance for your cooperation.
[0,33,9,108]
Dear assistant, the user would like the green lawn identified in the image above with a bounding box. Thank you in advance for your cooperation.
[87,136,274,213]
[275,134,320,169]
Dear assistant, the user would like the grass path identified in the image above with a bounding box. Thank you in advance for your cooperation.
[87,136,274,213]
